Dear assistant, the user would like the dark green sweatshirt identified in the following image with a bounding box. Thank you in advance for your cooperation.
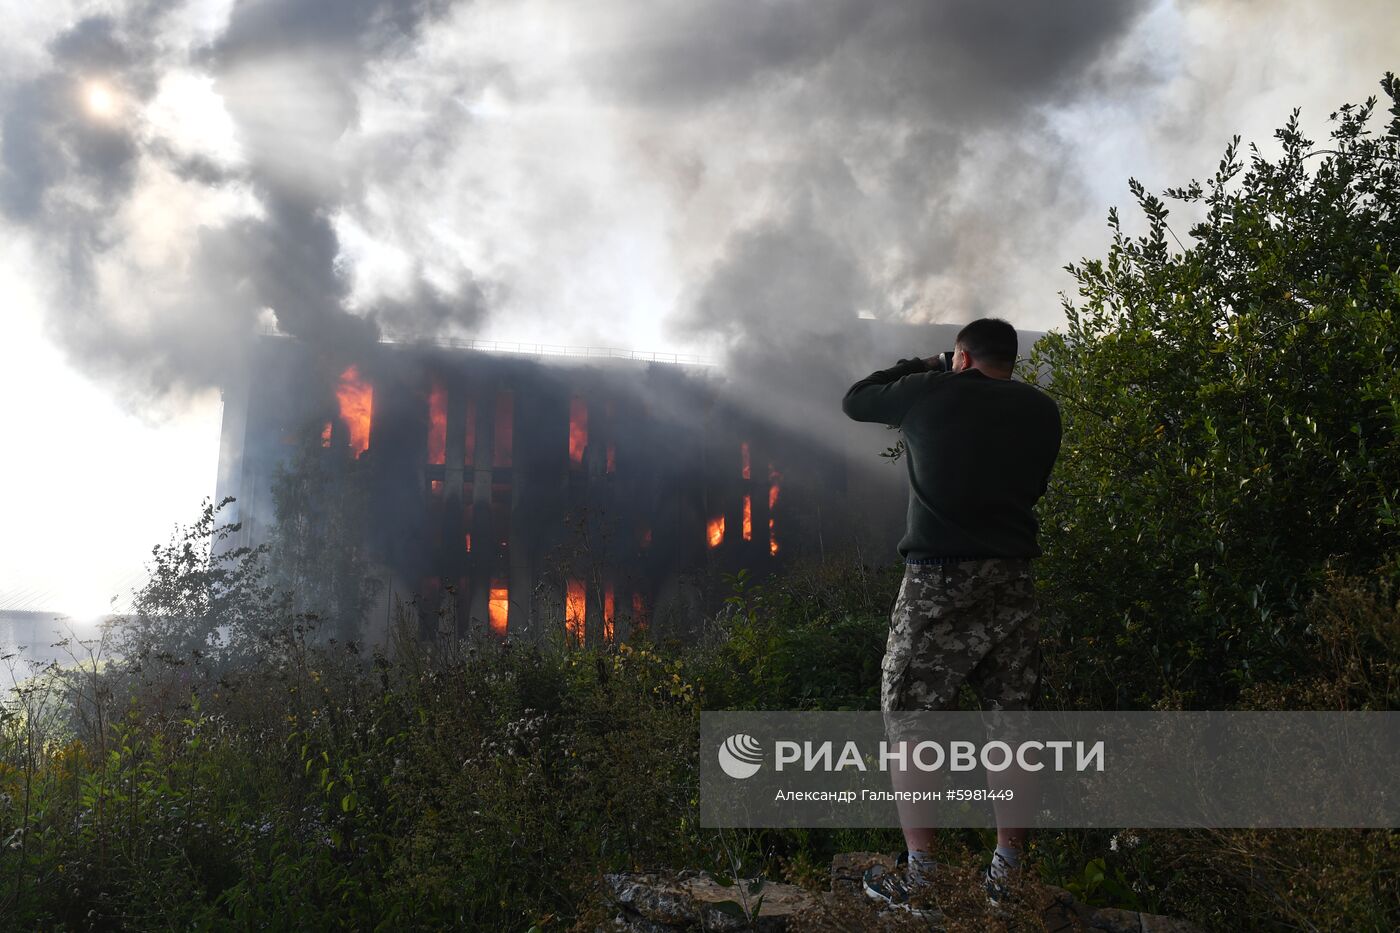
[842,359,1061,560]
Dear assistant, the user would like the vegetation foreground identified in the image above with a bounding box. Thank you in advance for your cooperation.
[4,75,1400,933]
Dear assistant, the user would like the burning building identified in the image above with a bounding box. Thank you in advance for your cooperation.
[215,323,999,647]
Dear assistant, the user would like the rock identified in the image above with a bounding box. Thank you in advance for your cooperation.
[829,851,879,895]
[602,853,1205,932]
[603,868,819,931]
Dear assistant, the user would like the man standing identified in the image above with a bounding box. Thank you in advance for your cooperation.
[841,318,1061,911]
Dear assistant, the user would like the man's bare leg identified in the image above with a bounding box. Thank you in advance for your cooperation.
[887,740,940,877]
[988,760,1039,880]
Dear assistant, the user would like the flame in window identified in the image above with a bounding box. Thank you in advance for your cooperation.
[569,396,588,467]
[769,465,782,555]
[336,365,373,458]
[632,592,648,631]
[489,584,509,636]
[741,441,751,479]
[320,422,332,448]
[566,578,586,645]
[707,515,725,549]
[603,583,615,643]
[428,378,447,465]
[606,442,616,474]
[743,494,752,541]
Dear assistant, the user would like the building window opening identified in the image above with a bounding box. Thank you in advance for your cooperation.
[707,514,725,549]
[489,582,509,636]
[566,579,586,646]
[428,378,447,465]
[493,390,514,467]
[336,365,373,459]
[464,397,477,466]
[569,396,588,468]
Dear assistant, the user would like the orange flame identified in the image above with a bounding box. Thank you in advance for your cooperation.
[606,442,616,474]
[320,422,332,448]
[569,396,588,467]
[632,592,648,631]
[741,442,751,479]
[566,578,586,644]
[336,365,373,458]
[464,533,472,553]
[743,495,752,541]
[427,379,447,465]
[769,465,782,555]
[603,583,615,643]
[489,584,509,636]
[430,479,444,497]
[494,391,514,467]
[707,515,725,548]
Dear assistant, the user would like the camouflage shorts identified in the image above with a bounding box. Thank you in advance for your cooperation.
[881,559,1041,715]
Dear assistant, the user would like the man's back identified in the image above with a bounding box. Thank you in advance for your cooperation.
[842,361,1061,559]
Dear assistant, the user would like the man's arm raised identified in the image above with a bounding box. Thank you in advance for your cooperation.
[841,358,935,427]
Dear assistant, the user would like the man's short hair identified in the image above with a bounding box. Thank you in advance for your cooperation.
[955,318,1018,368]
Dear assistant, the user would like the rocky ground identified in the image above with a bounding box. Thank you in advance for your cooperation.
[599,851,1203,932]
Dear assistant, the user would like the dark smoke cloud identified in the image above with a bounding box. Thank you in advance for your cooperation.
[605,0,1151,465]
[1,15,145,219]
[596,0,1146,121]
[0,0,470,402]
[0,0,1148,413]
[650,0,1150,337]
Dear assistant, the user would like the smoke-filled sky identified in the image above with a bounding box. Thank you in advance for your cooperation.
[1,0,1396,617]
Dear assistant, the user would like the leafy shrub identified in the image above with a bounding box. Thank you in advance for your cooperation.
[1029,74,1400,707]
[692,564,898,711]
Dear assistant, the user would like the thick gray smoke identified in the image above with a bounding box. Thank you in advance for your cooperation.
[13,0,1392,425]
[623,1,1149,458]
[0,0,1155,407]
[0,1,466,399]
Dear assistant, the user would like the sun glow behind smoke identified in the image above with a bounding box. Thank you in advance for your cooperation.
[83,81,119,119]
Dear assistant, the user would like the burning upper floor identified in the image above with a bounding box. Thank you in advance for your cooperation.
[216,324,1014,647]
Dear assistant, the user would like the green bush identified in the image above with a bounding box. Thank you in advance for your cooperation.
[1029,74,1400,708]
[692,564,897,711]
